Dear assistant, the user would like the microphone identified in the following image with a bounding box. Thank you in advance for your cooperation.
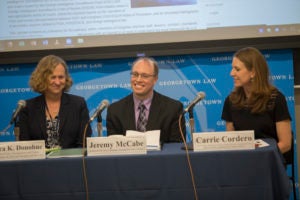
[89,99,109,122]
[183,92,205,114]
[10,100,26,124]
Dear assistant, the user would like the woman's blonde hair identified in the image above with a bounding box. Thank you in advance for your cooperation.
[29,55,73,93]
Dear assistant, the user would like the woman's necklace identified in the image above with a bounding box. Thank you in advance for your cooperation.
[45,101,60,119]
[45,102,60,148]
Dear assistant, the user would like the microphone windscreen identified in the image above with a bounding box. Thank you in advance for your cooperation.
[101,99,109,107]
[18,100,26,107]
[197,92,206,99]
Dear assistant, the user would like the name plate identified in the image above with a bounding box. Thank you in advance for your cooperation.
[0,140,46,161]
[87,135,147,156]
[193,130,255,151]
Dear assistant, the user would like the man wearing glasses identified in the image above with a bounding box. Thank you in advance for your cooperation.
[106,57,186,143]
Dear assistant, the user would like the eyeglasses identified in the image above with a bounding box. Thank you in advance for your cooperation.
[130,72,156,79]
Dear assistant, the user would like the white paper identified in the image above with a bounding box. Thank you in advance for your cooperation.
[126,130,161,150]
[255,139,269,148]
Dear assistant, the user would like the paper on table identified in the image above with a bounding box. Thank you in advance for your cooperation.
[255,139,269,148]
[126,130,161,150]
[47,148,84,158]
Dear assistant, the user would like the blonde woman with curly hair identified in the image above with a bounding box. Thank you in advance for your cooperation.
[19,55,92,148]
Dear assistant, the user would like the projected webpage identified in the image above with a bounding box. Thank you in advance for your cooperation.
[0,0,299,52]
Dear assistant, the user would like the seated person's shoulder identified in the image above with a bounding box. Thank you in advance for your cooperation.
[156,92,182,107]
[62,94,88,108]
[25,95,43,106]
[108,94,131,109]
[65,93,83,99]
[270,88,286,103]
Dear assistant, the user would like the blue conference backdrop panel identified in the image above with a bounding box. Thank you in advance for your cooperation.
[0,49,297,198]
[0,49,295,140]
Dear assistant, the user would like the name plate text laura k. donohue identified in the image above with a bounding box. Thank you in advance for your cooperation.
[86,135,147,156]
[0,140,46,161]
[192,130,255,152]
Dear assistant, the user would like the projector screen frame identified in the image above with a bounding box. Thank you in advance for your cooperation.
[0,35,300,65]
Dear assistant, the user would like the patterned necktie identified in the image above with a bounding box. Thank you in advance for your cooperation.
[137,102,147,132]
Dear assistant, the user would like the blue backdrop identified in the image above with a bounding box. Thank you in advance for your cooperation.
[0,49,297,198]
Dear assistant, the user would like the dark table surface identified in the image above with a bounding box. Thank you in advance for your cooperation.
[0,138,290,200]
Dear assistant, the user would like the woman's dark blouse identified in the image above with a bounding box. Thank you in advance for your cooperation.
[221,90,291,141]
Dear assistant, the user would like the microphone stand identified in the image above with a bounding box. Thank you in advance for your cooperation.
[188,109,195,135]
[0,120,20,141]
[97,114,103,137]
[188,108,195,142]
[13,119,20,141]
[181,109,195,151]
[0,113,16,136]
[0,124,12,135]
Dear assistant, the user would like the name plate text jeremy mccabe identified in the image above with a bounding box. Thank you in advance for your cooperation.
[87,135,147,156]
